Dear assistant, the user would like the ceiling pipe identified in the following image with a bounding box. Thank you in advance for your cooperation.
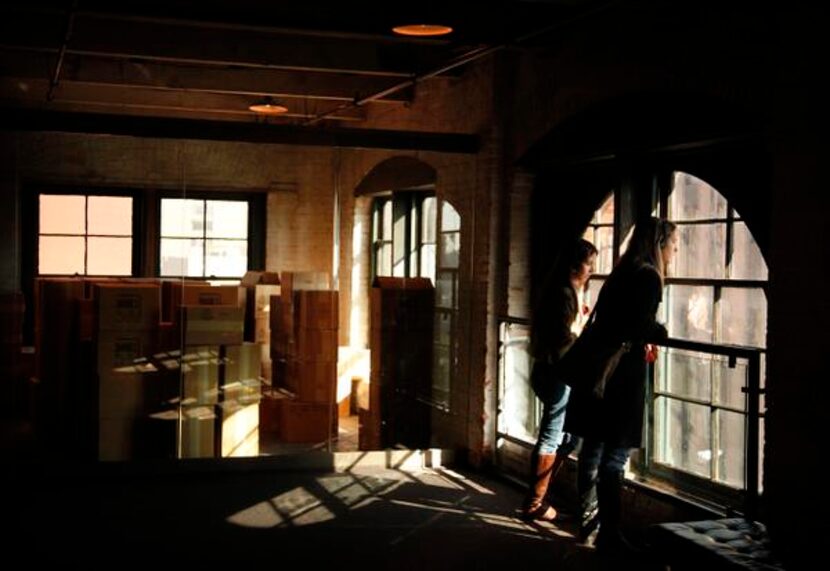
[47,0,79,102]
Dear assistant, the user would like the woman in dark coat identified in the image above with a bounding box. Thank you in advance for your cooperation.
[564,217,678,554]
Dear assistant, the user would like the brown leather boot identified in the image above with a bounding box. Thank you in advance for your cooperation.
[522,452,558,521]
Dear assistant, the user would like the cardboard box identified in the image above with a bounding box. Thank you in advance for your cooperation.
[294,290,338,330]
[181,285,246,308]
[279,399,336,443]
[241,271,281,287]
[183,306,244,346]
[287,359,336,404]
[95,283,160,332]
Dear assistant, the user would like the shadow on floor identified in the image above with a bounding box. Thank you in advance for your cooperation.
[6,460,664,569]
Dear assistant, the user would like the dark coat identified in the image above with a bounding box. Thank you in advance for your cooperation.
[564,263,666,448]
[530,284,579,401]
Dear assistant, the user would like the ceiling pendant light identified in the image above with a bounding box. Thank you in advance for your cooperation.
[392,24,453,37]
[249,96,288,115]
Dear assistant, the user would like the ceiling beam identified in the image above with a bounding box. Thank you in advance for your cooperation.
[0,50,417,103]
[0,77,367,121]
[0,108,480,153]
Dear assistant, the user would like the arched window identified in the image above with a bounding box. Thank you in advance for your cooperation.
[651,172,767,498]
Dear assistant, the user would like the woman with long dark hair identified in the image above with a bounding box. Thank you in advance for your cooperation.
[565,217,678,553]
[523,238,597,521]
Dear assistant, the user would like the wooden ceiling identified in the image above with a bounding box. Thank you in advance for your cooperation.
[0,1,607,126]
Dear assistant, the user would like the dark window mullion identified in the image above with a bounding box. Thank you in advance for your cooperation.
[202,200,208,278]
[84,195,89,275]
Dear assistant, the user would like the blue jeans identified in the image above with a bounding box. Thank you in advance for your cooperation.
[535,379,581,455]
[577,439,631,480]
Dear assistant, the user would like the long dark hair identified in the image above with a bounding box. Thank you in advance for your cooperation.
[616,217,677,280]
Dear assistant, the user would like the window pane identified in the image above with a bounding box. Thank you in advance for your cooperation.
[656,348,711,401]
[432,341,451,408]
[382,200,392,239]
[422,197,436,242]
[654,396,711,479]
[731,221,768,280]
[586,278,604,310]
[434,311,451,345]
[87,237,132,275]
[596,194,614,224]
[206,201,248,239]
[719,288,767,347]
[40,195,85,234]
[161,199,204,238]
[499,323,535,441]
[717,409,746,488]
[593,226,614,274]
[671,223,726,279]
[378,242,391,276]
[88,196,132,236]
[666,285,714,342]
[160,238,204,276]
[441,201,460,232]
[39,236,85,274]
[439,232,460,268]
[669,172,728,221]
[420,244,436,281]
[206,239,247,278]
[715,354,747,410]
[436,271,454,309]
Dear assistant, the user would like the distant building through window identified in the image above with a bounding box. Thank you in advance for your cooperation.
[159,198,249,278]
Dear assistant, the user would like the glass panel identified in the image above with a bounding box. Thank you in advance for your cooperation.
[88,196,132,236]
[585,278,604,310]
[436,271,454,309]
[434,312,451,345]
[87,237,132,275]
[206,239,247,277]
[666,285,714,342]
[439,232,460,268]
[377,242,391,276]
[669,172,728,221]
[719,288,767,347]
[657,348,711,401]
[40,195,85,234]
[422,197,437,242]
[671,223,726,279]
[715,354,747,410]
[441,201,460,232]
[596,194,614,224]
[593,226,614,275]
[758,418,765,492]
[382,200,392,239]
[160,238,204,276]
[206,201,248,239]
[654,396,711,479]
[717,409,746,488]
[420,244,436,281]
[432,343,451,408]
[161,199,204,238]
[499,323,535,442]
[730,221,768,280]
[39,236,85,274]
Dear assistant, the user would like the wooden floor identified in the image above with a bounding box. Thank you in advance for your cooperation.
[6,453,666,569]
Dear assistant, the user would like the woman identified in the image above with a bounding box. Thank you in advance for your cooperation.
[523,238,597,521]
[564,217,678,553]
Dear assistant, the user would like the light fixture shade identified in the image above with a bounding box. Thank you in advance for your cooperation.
[392,24,453,37]
[249,97,288,115]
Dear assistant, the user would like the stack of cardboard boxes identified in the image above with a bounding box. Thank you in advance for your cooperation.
[263,272,338,444]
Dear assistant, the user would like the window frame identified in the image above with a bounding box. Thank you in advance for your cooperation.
[33,186,141,277]
[156,191,265,279]
[631,171,768,512]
